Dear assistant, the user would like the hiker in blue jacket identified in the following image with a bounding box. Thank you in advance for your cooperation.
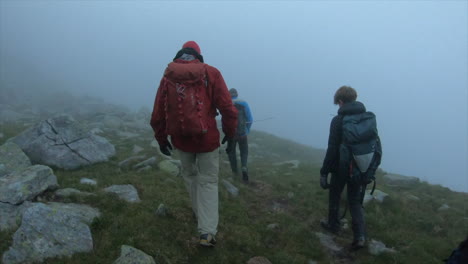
[226,88,253,183]
[320,86,382,250]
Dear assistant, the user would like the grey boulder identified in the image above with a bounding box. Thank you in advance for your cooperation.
[10,114,116,170]
[2,202,100,264]
[158,160,180,176]
[113,245,156,264]
[222,180,239,197]
[368,239,397,255]
[0,141,32,177]
[0,165,58,205]
[383,174,420,187]
[0,202,33,231]
[104,184,141,203]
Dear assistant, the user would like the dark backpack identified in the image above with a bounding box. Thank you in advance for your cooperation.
[233,99,247,136]
[339,112,380,185]
[161,61,211,137]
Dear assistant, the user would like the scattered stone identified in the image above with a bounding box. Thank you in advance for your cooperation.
[368,239,397,255]
[158,160,180,176]
[315,232,343,254]
[287,192,294,199]
[0,132,4,138]
[247,256,272,264]
[104,184,141,203]
[363,189,389,204]
[0,141,32,176]
[2,203,100,264]
[80,178,97,186]
[150,139,159,148]
[132,145,144,154]
[383,174,419,187]
[249,143,259,149]
[113,245,156,264]
[10,114,116,170]
[118,155,146,168]
[137,165,152,172]
[55,188,95,198]
[407,194,420,201]
[438,204,450,211]
[155,203,167,216]
[134,157,157,169]
[90,128,104,135]
[266,223,279,230]
[116,131,139,139]
[222,179,239,197]
[0,202,33,231]
[273,160,300,169]
[0,165,58,205]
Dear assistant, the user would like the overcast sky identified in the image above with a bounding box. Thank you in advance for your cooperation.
[1,1,467,192]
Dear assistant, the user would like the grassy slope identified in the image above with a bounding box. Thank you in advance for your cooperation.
[0,127,467,264]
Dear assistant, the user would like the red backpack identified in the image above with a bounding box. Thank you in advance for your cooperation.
[161,61,211,136]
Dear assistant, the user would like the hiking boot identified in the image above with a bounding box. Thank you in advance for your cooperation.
[241,167,249,183]
[320,219,340,234]
[350,237,366,251]
[199,234,216,247]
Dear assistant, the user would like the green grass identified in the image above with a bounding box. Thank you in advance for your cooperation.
[1,123,467,264]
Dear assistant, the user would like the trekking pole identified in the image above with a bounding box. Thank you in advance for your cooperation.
[253,117,275,123]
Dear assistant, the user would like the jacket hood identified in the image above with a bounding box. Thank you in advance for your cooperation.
[338,101,366,116]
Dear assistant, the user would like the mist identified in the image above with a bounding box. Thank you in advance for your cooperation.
[1,1,467,192]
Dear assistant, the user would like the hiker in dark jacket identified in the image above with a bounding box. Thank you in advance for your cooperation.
[226,88,253,183]
[320,85,382,250]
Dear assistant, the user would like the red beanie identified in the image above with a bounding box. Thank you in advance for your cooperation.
[182,41,201,55]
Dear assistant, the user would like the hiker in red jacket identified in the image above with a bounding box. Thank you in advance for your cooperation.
[150,41,237,247]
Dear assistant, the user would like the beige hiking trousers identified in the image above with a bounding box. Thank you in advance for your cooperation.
[177,148,219,235]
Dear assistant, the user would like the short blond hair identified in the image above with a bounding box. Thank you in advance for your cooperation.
[334,86,357,105]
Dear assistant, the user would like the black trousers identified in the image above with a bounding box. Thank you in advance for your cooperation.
[227,136,248,173]
[328,173,367,240]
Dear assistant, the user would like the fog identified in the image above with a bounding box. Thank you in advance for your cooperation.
[1,1,467,192]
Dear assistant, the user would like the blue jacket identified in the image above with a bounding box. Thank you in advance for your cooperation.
[232,96,253,136]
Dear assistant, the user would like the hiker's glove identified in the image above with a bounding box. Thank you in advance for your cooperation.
[159,141,173,156]
[320,174,330,190]
[221,136,229,144]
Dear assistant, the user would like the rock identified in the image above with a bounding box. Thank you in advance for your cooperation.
[266,223,279,230]
[287,192,294,199]
[10,114,116,170]
[116,131,139,139]
[134,157,157,169]
[383,174,419,187]
[407,194,420,201]
[222,179,239,197]
[158,160,180,176]
[132,145,144,154]
[0,141,32,177]
[368,239,396,255]
[0,132,4,138]
[315,232,343,254]
[80,178,97,186]
[118,155,146,168]
[104,184,141,203]
[150,139,159,148]
[273,160,300,169]
[247,256,272,264]
[2,203,100,264]
[0,202,33,231]
[0,165,58,205]
[363,189,389,205]
[55,188,95,198]
[137,166,152,172]
[438,204,450,211]
[90,128,104,135]
[155,203,167,216]
[113,245,155,264]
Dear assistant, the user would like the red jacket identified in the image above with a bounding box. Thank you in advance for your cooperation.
[150,59,238,153]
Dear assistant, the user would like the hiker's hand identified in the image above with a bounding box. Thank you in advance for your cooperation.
[320,174,330,189]
[159,141,173,156]
[221,136,229,144]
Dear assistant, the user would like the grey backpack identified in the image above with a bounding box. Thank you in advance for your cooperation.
[339,112,380,184]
